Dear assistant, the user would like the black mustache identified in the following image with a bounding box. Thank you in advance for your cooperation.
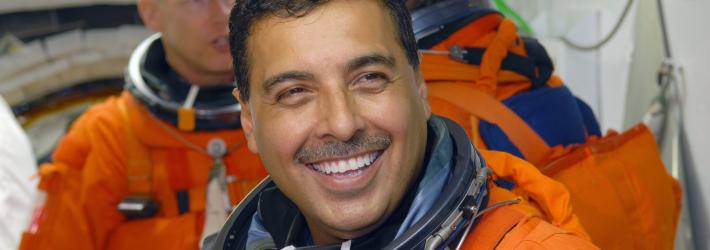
[295,133,392,164]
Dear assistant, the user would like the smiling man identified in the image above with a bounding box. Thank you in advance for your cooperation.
[206,0,599,249]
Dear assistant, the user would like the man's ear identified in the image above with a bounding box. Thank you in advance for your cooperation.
[138,0,163,32]
[234,89,259,153]
[415,72,432,118]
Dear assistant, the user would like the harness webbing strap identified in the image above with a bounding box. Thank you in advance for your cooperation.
[117,99,153,197]
[477,19,520,95]
[120,98,211,214]
[428,83,550,165]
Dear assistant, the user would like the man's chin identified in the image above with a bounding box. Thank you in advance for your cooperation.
[313,193,398,237]
[315,208,389,241]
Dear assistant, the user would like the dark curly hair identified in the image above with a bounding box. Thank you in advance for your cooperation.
[229,0,419,102]
[408,0,491,10]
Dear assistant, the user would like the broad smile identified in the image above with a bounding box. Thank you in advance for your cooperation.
[307,151,383,177]
[302,148,387,193]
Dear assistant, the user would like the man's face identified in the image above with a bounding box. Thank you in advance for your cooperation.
[142,0,234,80]
[238,0,431,243]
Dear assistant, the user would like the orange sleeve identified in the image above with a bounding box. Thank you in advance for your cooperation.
[21,111,94,249]
[20,99,128,250]
[20,163,95,250]
[80,108,130,249]
[497,218,599,250]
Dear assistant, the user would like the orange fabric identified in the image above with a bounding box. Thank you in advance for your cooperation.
[117,99,153,196]
[422,14,578,165]
[481,151,589,239]
[428,83,551,165]
[476,19,519,95]
[538,125,681,249]
[495,217,596,250]
[177,107,196,131]
[420,53,531,92]
[165,149,192,191]
[431,79,681,248]
[461,150,597,249]
[422,14,679,250]
[463,204,526,248]
[428,73,680,249]
[422,13,546,101]
[106,213,199,250]
[20,91,267,250]
[469,115,488,150]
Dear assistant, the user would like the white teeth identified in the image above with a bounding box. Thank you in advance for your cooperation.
[335,160,348,173]
[311,152,379,175]
[348,158,357,170]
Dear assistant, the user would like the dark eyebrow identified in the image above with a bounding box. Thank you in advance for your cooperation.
[345,53,396,73]
[261,71,315,94]
[261,54,394,94]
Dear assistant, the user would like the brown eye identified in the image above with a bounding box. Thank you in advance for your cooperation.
[276,87,311,106]
[355,72,390,92]
[362,73,387,82]
[286,87,306,95]
[278,87,305,99]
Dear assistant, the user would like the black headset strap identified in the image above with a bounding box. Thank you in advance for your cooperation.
[449,37,555,89]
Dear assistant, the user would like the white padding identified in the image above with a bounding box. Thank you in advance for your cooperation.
[45,29,85,59]
[0,42,47,81]
[85,28,120,51]
[117,25,153,49]
[0,27,142,103]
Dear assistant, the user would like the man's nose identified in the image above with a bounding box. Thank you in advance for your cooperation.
[316,89,365,142]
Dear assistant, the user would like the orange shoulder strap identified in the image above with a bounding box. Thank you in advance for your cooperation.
[476,19,520,95]
[428,83,550,165]
[117,98,153,197]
